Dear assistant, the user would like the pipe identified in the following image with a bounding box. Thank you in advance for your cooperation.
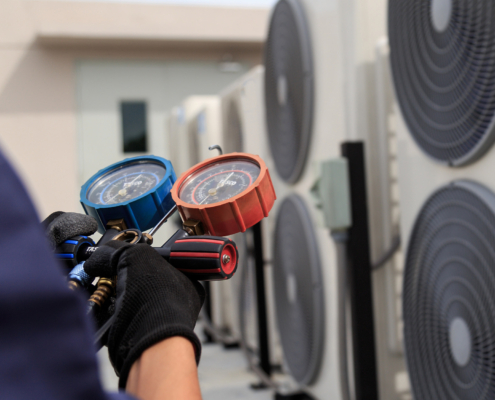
[332,230,352,400]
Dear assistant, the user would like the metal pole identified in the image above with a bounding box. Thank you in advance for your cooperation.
[341,141,379,400]
[252,222,271,377]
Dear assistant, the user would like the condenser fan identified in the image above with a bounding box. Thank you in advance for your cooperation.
[404,180,495,399]
[224,99,244,153]
[264,0,314,184]
[273,195,324,385]
[389,0,495,166]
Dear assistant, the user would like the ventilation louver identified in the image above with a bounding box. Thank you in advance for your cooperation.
[264,0,314,183]
[273,194,324,385]
[187,117,200,166]
[403,180,495,399]
[224,100,244,153]
[389,0,495,166]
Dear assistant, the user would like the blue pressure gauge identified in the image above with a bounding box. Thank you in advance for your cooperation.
[80,156,177,233]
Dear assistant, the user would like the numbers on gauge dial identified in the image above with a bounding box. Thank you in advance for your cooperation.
[86,162,166,205]
[179,160,261,205]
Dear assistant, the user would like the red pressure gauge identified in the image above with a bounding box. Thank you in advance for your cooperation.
[171,153,276,236]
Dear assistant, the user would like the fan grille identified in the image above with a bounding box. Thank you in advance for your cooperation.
[404,180,495,399]
[264,0,313,183]
[389,0,495,166]
[273,194,324,385]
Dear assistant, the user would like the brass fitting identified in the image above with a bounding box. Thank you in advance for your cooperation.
[105,219,128,232]
[88,277,116,308]
[183,219,205,236]
[113,230,140,244]
[143,232,153,245]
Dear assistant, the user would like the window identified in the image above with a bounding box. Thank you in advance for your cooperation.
[121,101,148,153]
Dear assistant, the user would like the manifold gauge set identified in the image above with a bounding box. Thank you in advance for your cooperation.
[54,151,276,341]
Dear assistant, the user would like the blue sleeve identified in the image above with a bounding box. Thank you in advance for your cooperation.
[0,149,135,400]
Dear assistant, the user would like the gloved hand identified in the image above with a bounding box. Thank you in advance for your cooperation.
[84,241,205,388]
[42,211,98,250]
[42,211,113,336]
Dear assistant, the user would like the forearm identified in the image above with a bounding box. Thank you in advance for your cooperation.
[126,337,202,400]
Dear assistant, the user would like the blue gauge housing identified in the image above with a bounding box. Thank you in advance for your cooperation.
[80,156,177,233]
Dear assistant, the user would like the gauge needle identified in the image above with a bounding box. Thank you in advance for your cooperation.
[217,172,234,189]
[199,195,210,205]
[129,174,142,185]
[106,192,122,204]
[198,172,234,205]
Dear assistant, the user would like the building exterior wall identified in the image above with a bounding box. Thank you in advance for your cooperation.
[0,0,268,217]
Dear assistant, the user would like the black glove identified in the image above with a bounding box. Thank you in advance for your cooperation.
[84,241,205,388]
[42,211,98,250]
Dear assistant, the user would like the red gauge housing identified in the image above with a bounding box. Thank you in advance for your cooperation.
[171,153,276,236]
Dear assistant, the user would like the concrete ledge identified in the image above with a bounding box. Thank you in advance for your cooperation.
[28,1,270,47]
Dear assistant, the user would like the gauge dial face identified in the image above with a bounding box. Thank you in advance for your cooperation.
[178,159,260,205]
[86,161,166,205]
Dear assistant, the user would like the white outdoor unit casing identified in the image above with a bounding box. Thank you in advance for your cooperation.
[219,65,267,157]
[187,96,248,345]
[189,97,222,163]
[392,69,495,400]
[167,96,234,343]
[171,96,218,177]
[166,106,183,176]
[336,1,413,399]
[370,39,412,400]
[335,1,413,398]
[388,1,495,399]
[219,65,285,368]
[264,0,407,399]
[263,0,347,398]
[391,86,495,400]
